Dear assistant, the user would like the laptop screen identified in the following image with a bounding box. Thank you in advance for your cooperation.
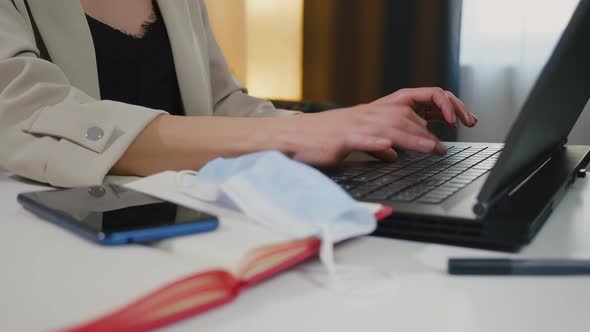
[477,0,590,207]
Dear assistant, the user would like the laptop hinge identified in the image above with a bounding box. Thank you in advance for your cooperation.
[473,138,568,217]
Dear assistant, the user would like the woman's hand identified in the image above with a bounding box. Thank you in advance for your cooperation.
[281,87,477,166]
[373,87,478,128]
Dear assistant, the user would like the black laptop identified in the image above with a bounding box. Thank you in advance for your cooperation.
[328,0,590,251]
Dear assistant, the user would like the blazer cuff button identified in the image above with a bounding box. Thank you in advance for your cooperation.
[85,126,104,141]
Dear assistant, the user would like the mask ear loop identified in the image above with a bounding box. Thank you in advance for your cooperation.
[175,170,198,188]
[177,170,225,203]
[318,224,341,288]
[315,223,398,296]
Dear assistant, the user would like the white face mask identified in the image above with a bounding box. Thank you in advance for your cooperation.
[178,151,377,279]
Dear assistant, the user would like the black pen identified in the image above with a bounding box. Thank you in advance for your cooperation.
[448,258,590,275]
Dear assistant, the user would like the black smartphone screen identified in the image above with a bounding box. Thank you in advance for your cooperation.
[18,184,216,234]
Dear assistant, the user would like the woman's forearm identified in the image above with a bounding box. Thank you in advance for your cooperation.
[112,87,478,177]
[111,114,294,176]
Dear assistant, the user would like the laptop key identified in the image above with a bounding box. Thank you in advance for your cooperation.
[363,182,412,199]
[339,182,359,191]
[393,169,420,176]
[464,169,487,175]
[448,178,472,185]
[418,189,454,201]
[350,170,390,182]
[472,165,493,171]
[370,175,402,187]
[421,178,448,187]
[351,183,382,196]
[365,190,395,200]
[350,185,378,198]
[339,178,363,187]
[380,164,403,172]
[455,174,479,181]
[385,182,413,192]
[418,192,452,203]
[417,197,444,204]
[431,187,459,195]
[390,192,421,202]
[432,174,454,181]
[445,182,470,189]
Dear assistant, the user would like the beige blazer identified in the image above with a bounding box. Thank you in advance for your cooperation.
[0,0,296,187]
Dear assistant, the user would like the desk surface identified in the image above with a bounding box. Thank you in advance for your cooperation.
[2,172,590,332]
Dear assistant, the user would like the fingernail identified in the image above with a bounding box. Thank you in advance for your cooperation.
[418,139,436,150]
[437,143,448,154]
[375,138,390,147]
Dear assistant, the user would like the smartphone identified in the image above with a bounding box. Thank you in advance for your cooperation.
[17,184,219,245]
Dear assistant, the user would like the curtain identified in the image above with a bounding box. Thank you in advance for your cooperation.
[458,0,589,144]
[302,0,386,106]
[382,0,463,141]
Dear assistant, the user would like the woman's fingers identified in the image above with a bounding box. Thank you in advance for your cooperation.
[445,90,477,127]
[386,87,458,126]
[393,131,447,155]
[343,134,392,152]
[420,109,447,123]
[397,117,437,139]
[430,88,458,126]
[469,111,479,124]
[375,87,477,128]
[365,105,428,129]
[404,106,429,127]
[344,126,444,157]
[368,148,399,162]
[358,105,446,155]
[368,126,446,155]
[313,103,450,165]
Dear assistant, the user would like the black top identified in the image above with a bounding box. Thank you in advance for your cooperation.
[86,2,184,115]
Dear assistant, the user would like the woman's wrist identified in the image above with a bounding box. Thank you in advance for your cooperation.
[111,113,303,176]
[164,114,288,159]
[261,113,307,158]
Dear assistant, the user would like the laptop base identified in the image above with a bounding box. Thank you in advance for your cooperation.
[371,145,590,252]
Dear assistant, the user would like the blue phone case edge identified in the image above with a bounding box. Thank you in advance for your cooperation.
[100,220,218,245]
[17,193,219,245]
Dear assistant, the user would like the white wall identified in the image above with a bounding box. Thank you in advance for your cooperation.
[458,66,590,145]
[457,0,589,145]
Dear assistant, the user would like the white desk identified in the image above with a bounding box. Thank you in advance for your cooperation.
[2,172,590,332]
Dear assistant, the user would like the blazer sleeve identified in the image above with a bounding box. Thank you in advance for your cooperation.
[199,0,300,118]
[0,1,166,187]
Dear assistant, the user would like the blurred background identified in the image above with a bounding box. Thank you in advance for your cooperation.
[204,0,590,144]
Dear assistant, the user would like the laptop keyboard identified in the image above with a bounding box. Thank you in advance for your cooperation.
[329,146,502,204]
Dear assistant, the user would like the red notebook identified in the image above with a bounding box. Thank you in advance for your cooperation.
[64,171,392,332]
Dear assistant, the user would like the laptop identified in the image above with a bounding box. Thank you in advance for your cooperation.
[327,0,590,251]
